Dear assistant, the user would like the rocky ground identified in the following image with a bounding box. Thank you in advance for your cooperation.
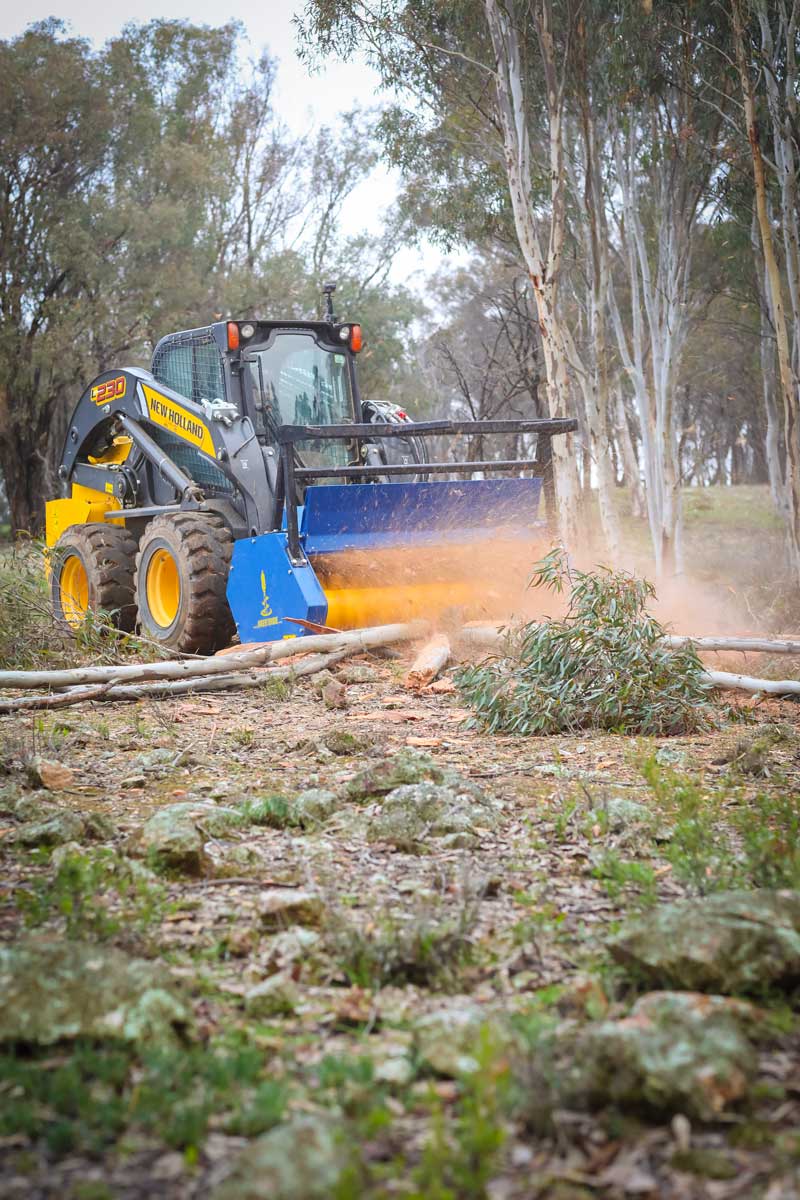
[1,644,800,1199]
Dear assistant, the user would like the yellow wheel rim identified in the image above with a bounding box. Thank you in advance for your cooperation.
[60,554,89,627]
[146,548,181,629]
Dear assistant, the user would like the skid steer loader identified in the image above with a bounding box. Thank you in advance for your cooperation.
[46,286,576,653]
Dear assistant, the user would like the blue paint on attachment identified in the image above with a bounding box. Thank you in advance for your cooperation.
[227,532,328,643]
[302,478,543,555]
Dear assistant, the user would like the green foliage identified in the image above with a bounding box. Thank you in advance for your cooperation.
[591,853,657,906]
[324,893,479,991]
[457,549,713,736]
[0,21,423,535]
[0,1036,287,1157]
[409,1031,509,1200]
[641,757,800,893]
[733,791,800,889]
[0,541,169,669]
[15,848,166,941]
[240,793,299,829]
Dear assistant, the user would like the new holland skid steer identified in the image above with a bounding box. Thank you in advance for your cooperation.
[46,286,576,653]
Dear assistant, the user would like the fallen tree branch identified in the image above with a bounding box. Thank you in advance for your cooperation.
[0,681,116,711]
[462,625,800,659]
[404,634,451,690]
[702,669,800,697]
[666,635,800,654]
[0,622,426,693]
[0,649,351,712]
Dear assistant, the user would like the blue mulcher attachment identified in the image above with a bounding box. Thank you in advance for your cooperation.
[226,417,574,643]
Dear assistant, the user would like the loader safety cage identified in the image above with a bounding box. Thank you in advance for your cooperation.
[273,417,578,563]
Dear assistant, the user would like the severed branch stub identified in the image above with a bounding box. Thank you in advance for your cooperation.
[404,634,451,691]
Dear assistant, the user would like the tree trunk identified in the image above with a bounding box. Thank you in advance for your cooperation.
[732,0,800,579]
[0,418,49,536]
[484,0,581,550]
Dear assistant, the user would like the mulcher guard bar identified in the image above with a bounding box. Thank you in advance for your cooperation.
[225,417,576,643]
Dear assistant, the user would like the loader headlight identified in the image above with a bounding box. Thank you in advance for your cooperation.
[338,326,350,341]
[240,322,256,340]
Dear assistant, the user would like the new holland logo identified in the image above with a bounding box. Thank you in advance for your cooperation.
[256,570,279,628]
[141,384,215,455]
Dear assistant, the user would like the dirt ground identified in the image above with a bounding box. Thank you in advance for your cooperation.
[1,630,800,1199]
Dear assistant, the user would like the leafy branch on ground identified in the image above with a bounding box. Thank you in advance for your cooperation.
[456,548,713,736]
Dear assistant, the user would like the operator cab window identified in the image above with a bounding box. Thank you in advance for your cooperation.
[248,333,353,469]
[152,339,227,406]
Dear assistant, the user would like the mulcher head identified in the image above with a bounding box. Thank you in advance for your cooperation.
[225,419,565,643]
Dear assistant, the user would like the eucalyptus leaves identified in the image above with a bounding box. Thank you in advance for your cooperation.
[457,549,712,736]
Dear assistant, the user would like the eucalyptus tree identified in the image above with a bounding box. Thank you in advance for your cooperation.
[298,0,588,548]
[730,0,800,579]
[0,21,417,535]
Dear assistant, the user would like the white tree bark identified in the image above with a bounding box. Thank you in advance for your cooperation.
[484,0,581,549]
[607,102,707,578]
[733,0,800,580]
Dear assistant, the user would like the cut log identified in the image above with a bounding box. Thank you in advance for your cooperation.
[702,669,800,697]
[0,622,426,692]
[404,634,451,690]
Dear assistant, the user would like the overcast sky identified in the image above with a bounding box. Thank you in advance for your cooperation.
[0,2,454,288]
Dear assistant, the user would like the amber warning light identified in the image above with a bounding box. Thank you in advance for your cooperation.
[349,324,363,353]
[227,322,240,351]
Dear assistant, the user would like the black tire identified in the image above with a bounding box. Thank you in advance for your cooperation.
[50,524,138,632]
[134,513,235,653]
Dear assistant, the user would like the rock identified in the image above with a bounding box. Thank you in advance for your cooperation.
[13,809,85,847]
[321,679,348,709]
[133,805,207,875]
[132,802,246,875]
[414,1004,491,1077]
[563,990,758,1121]
[258,888,325,930]
[595,798,652,833]
[27,759,75,791]
[609,889,800,994]
[370,1031,414,1085]
[337,663,379,685]
[211,1116,349,1200]
[0,784,20,816]
[345,750,447,801]
[293,789,336,828]
[367,781,498,853]
[322,727,371,756]
[83,811,116,841]
[0,939,190,1045]
[261,927,320,974]
[311,669,336,694]
[244,971,299,1018]
[10,793,54,822]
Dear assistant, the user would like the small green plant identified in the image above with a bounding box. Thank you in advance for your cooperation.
[456,548,712,736]
[591,851,657,905]
[0,1035,287,1158]
[409,1030,509,1200]
[262,674,293,701]
[325,894,479,991]
[641,758,737,894]
[15,849,166,940]
[240,793,299,828]
[231,727,255,747]
[733,791,800,889]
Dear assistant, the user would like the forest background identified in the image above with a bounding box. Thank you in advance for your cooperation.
[1,0,798,589]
